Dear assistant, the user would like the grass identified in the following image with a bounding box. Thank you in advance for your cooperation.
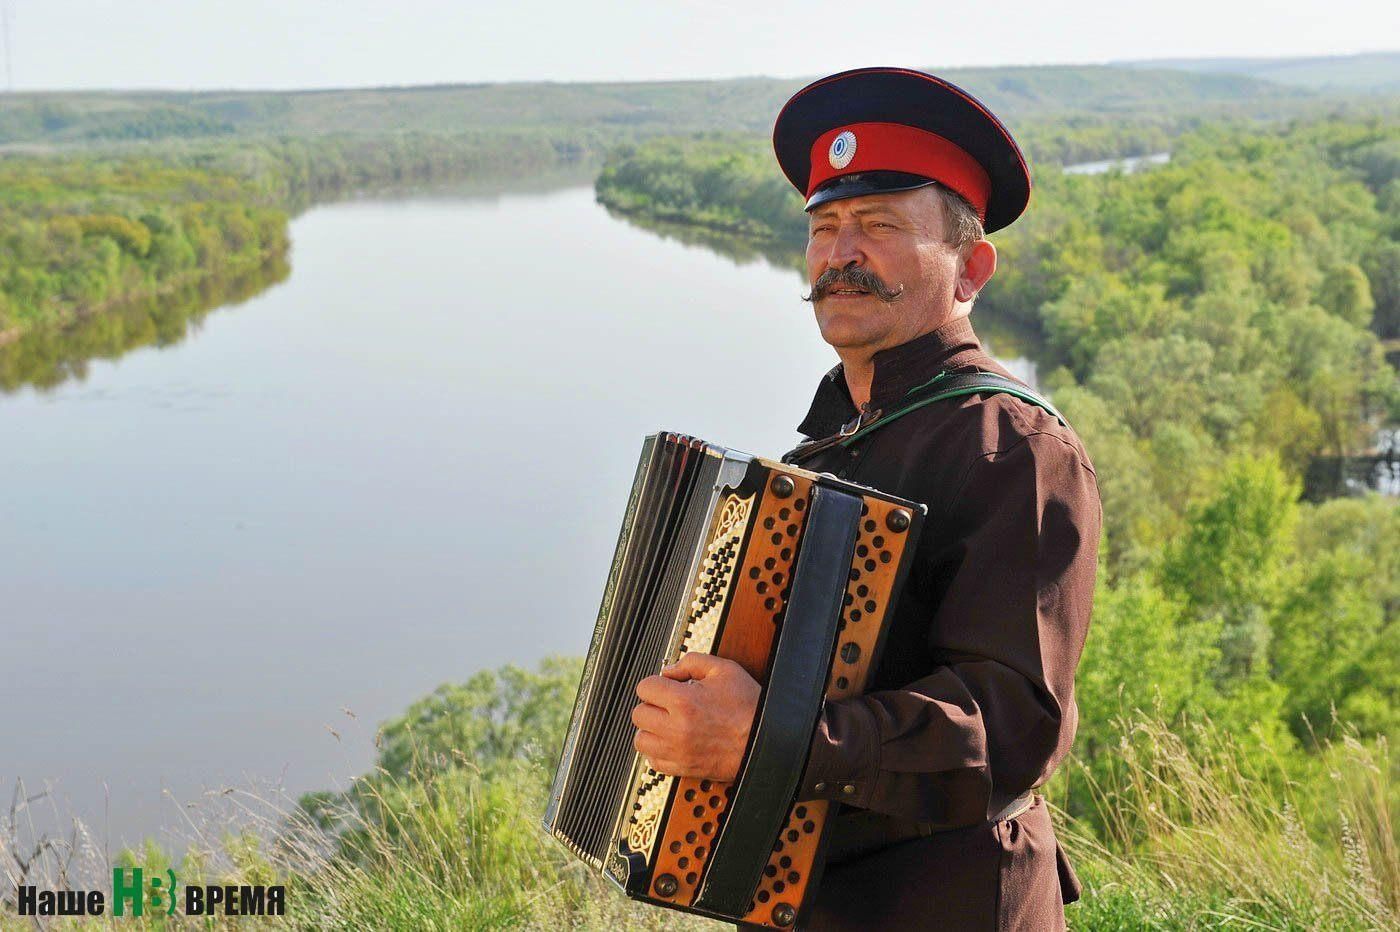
[1055,717,1397,929]
[3,696,1395,930]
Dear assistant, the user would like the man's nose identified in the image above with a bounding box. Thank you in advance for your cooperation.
[823,224,866,272]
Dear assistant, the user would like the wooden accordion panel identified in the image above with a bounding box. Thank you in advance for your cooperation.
[543,432,925,928]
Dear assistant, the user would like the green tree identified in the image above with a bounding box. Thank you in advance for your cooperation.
[1160,454,1300,683]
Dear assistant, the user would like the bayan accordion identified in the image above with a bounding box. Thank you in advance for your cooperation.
[543,432,926,928]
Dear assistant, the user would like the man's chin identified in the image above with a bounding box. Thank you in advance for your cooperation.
[814,311,883,351]
[816,325,885,352]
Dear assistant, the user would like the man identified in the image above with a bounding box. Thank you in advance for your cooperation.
[632,67,1101,930]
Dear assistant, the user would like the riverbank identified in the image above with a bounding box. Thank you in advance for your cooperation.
[0,244,284,349]
[0,154,286,344]
[0,250,290,391]
[0,130,609,351]
[594,133,804,249]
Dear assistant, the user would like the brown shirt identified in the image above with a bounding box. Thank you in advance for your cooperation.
[780,317,1101,930]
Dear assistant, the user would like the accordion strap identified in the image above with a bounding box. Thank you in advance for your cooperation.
[784,369,1067,466]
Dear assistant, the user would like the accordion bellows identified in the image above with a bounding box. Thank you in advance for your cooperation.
[543,432,925,928]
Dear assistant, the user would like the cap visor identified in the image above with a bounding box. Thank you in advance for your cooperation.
[804,171,938,211]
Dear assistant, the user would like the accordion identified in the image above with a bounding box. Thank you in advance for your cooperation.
[543,432,926,928]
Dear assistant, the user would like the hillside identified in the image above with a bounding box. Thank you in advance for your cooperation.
[0,64,1314,145]
[1121,50,1400,93]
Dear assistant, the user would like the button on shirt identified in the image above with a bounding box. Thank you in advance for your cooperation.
[780,316,1101,930]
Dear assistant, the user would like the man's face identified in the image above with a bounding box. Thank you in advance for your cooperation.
[804,186,964,355]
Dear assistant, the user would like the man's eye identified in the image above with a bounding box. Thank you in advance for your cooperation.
[871,222,894,229]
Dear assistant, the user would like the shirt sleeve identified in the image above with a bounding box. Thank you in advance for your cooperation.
[799,429,1101,825]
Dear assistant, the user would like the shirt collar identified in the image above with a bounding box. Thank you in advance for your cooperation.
[795,316,990,439]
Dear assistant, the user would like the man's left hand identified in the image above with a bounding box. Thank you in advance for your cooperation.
[632,652,761,781]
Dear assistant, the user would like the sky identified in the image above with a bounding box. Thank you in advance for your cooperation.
[1,0,1396,92]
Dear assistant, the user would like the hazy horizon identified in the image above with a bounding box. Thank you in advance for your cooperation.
[4,50,1399,97]
[0,0,1395,93]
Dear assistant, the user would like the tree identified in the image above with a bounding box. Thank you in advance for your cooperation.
[1160,454,1300,684]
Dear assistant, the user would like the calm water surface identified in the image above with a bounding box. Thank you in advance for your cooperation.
[1,183,1031,849]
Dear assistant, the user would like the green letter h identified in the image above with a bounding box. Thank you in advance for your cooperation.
[112,867,144,917]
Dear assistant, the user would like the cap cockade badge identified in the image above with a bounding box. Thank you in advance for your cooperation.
[828,130,857,170]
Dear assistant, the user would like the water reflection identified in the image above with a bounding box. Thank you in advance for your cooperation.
[1062,151,1172,176]
[1,256,291,394]
[597,203,805,273]
[1304,427,1400,500]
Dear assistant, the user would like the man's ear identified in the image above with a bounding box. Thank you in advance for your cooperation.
[954,239,997,303]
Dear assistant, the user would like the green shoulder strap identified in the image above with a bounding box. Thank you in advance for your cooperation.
[839,369,1068,448]
[784,369,1068,465]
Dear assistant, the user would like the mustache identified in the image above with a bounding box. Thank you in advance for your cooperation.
[801,264,905,303]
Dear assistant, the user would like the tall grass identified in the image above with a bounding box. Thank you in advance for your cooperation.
[1057,715,1397,929]
[4,704,1395,930]
[273,751,715,930]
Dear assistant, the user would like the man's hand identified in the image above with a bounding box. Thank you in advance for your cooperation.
[632,652,761,781]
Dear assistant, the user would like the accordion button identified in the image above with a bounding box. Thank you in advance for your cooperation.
[842,783,857,795]
[813,782,828,793]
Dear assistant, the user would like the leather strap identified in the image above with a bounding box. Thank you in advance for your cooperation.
[694,485,863,916]
[784,370,1067,467]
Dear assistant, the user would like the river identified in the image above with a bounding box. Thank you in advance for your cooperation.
[0,182,1036,853]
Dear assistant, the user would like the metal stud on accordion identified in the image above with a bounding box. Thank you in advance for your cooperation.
[543,432,925,928]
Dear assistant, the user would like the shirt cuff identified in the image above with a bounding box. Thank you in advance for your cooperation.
[800,696,881,808]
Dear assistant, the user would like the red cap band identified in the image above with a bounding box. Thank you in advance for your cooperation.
[807,122,992,221]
